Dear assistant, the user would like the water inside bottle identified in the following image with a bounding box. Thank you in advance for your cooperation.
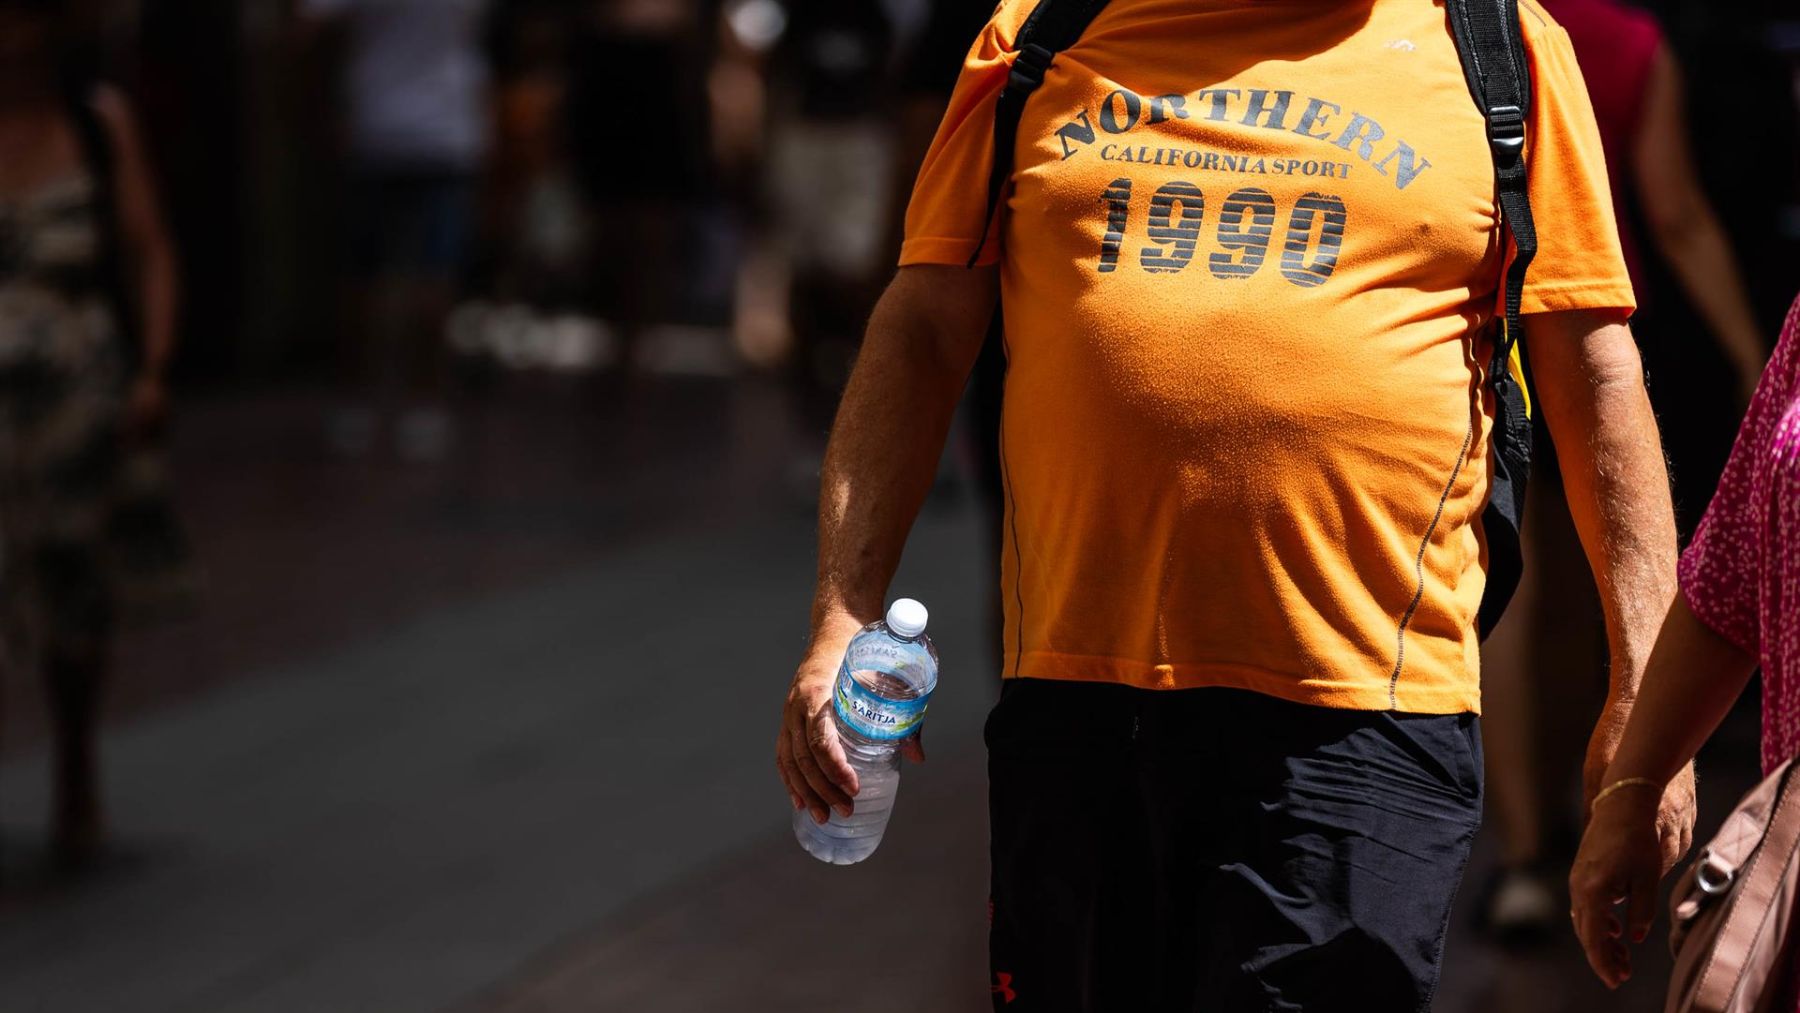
[851,668,920,698]
[794,616,936,865]
[793,671,919,864]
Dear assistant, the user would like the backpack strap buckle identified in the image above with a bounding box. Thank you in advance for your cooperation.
[1486,104,1525,163]
[1007,43,1056,94]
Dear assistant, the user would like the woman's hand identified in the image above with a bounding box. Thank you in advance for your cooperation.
[1570,786,1667,988]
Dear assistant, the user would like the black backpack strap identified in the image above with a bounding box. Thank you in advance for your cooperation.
[1446,0,1536,385]
[1445,0,1537,640]
[966,0,1112,268]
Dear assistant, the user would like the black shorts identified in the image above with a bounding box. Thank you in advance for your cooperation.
[986,680,1482,1012]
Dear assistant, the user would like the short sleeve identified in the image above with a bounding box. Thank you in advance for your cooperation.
[1678,294,1800,654]
[898,1,1033,268]
[1516,18,1636,315]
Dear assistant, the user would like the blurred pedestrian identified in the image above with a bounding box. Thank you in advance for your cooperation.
[300,0,492,462]
[1479,0,1769,939]
[764,0,894,436]
[1550,0,1765,406]
[565,0,715,368]
[481,1,581,312]
[1570,291,1800,991]
[777,1,1694,1006]
[709,0,898,493]
[0,0,179,870]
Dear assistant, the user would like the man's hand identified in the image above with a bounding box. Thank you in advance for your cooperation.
[776,624,928,826]
[777,644,858,826]
[773,265,993,826]
[1657,764,1697,872]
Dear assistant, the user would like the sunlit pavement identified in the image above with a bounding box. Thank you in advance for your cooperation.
[0,372,1763,1012]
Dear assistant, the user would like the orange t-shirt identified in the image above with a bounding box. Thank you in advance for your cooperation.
[901,0,1634,713]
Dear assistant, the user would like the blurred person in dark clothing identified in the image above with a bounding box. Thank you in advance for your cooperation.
[1478,0,1768,940]
[714,0,783,368]
[480,0,583,310]
[711,0,900,411]
[1555,0,1764,403]
[0,0,178,870]
[301,0,491,461]
[764,0,895,436]
[893,0,990,225]
[565,0,717,364]
[708,0,897,485]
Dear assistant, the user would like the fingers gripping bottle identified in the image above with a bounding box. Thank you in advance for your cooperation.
[794,598,938,865]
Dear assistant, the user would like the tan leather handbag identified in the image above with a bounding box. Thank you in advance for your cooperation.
[1668,759,1800,1013]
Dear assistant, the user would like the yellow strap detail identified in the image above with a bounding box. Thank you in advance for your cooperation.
[1505,328,1532,419]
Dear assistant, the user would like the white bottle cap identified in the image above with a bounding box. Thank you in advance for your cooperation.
[886,598,928,638]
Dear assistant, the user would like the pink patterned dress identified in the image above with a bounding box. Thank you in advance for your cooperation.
[1678,293,1800,775]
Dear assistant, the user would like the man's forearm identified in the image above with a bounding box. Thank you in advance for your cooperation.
[808,269,995,651]
[1535,315,1679,695]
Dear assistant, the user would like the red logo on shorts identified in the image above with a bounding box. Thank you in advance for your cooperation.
[992,972,1017,1004]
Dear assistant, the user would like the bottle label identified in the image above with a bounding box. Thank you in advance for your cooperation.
[834,662,931,742]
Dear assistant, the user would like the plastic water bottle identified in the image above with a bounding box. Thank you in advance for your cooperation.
[793,598,938,865]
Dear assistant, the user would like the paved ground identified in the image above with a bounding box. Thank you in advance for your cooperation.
[0,372,1765,1012]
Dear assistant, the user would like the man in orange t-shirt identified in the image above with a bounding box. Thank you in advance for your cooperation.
[776,0,1695,1007]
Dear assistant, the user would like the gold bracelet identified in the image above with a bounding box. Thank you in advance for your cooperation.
[1591,777,1663,812]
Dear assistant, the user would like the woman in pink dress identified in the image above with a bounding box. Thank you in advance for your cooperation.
[1478,0,1771,939]
[1571,292,1800,991]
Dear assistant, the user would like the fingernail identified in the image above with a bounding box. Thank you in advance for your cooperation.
[835,804,852,818]
[790,796,802,811]
[811,808,827,825]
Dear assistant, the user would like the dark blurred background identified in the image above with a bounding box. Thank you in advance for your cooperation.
[0,1,1794,1010]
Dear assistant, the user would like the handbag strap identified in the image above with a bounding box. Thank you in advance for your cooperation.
[1694,762,1800,1010]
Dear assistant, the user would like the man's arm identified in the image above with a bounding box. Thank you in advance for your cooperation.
[1527,310,1693,831]
[777,264,998,825]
